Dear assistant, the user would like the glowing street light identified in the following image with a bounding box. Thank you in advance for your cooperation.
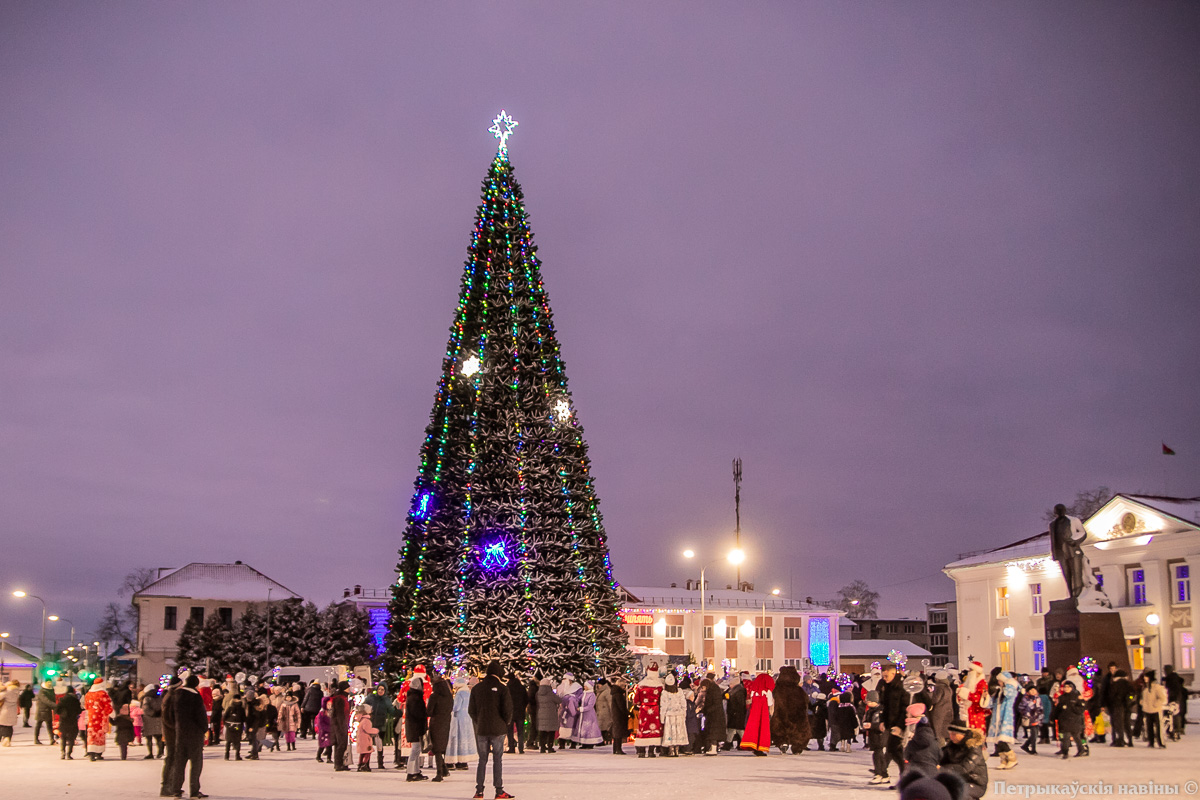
[684,547,748,656]
[1146,613,1160,626]
[1002,626,1015,638]
[12,590,48,679]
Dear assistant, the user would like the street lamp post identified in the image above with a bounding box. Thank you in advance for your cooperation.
[13,590,47,680]
[48,616,74,663]
[684,548,746,666]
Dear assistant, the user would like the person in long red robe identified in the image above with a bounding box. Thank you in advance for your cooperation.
[84,678,113,761]
[632,663,664,757]
[740,672,775,755]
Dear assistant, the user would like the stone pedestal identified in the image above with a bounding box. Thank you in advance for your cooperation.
[1044,599,1130,674]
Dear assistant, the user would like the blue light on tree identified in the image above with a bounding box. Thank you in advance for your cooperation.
[480,537,512,572]
[414,491,433,520]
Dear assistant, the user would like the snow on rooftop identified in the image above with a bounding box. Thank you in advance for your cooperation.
[134,562,300,602]
[837,638,933,657]
[620,585,839,613]
[944,532,1050,570]
[1123,494,1200,526]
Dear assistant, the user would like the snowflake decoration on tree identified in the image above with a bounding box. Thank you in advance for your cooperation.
[488,110,518,152]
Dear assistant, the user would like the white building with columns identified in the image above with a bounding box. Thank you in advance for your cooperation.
[944,494,1199,684]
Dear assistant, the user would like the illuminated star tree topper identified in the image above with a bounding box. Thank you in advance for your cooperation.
[488,109,518,152]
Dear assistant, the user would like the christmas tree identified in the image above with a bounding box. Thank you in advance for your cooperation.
[387,112,631,678]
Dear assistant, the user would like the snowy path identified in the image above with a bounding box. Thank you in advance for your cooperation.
[2,728,1197,800]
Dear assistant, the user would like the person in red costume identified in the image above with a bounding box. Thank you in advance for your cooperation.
[632,663,664,758]
[740,672,776,755]
[957,661,991,732]
[84,678,114,761]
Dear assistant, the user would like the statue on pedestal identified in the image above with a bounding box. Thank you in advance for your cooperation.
[1049,504,1111,610]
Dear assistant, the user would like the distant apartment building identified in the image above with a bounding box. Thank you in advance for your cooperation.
[845,616,930,650]
[926,601,959,667]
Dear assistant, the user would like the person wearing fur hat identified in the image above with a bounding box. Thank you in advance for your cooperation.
[897,769,969,800]
[658,673,687,756]
[556,672,583,749]
[770,665,811,755]
[448,674,477,768]
[939,723,988,800]
[632,662,665,758]
[83,677,113,761]
[534,676,561,753]
[724,673,748,750]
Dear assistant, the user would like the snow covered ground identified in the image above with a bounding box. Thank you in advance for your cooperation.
[2,725,1198,800]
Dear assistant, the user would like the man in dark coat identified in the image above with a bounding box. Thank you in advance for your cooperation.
[1052,681,1086,758]
[55,686,83,759]
[524,677,540,750]
[405,675,428,781]
[770,665,811,754]
[18,683,34,727]
[939,724,987,800]
[1109,670,1134,747]
[1163,665,1187,739]
[724,674,748,750]
[301,680,323,739]
[505,670,528,754]
[363,684,390,770]
[159,677,181,797]
[426,675,453,781]
[329,681,350,772]
[877,663,908,778]
[697,672,728,754]
[927,672,954,746]
[34,681,57,744]
[172,675,208,799]
[609,676,629,755]
[469,660,513,799]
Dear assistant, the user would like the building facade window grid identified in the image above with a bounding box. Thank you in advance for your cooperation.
[755,627,772,640]
[664,625,683,639]
[784,627,802,640]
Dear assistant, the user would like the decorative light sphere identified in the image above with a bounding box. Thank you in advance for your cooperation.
[887,649,907,670]
[1146,613,1161,626]
[433,656,448,674]
[834,672,853,693]
[1002,626,1015,638]
[461,355,481,376]
[1077,656,1098,680]
[870,661,881,672]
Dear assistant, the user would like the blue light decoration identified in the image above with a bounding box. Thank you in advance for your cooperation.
[413,491,433,521]
[367,607,389,654]
[480,536,513,572]
[808,617,832,668]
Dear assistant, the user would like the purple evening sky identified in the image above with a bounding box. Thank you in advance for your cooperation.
[2,2,1198,645]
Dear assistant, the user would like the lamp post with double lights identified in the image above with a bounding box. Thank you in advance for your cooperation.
[48,616,74,659]
[683,548,746,666]
[13,590,47,680]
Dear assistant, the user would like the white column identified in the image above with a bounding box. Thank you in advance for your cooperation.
[1143,559,1165,674]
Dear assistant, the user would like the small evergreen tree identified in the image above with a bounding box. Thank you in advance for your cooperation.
[174,618,202,670]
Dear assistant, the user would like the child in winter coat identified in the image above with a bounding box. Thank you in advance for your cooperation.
[315,699,333,763]
[113,703,135,760]
[810,693,828,751]
[1017,686,1043,755]
[355,706,378,772]
[902,703,940,777]
[130,699,143,745]
[863,692,889,784]
[830,692,860,753]
[280,693,301,751]
[684,689,701,754]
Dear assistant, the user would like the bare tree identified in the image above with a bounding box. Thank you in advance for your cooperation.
[836,579,880,619]
[1043,486,1112,523]
[96,601,135,649]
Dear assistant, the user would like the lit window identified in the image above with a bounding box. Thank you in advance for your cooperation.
[755,658,773,672]
[1128,568,1147,605]
[1032,640,1046,671]
[1031,583,1043,615]
[784,627,802,640]
[633,625,653,639]
[1180,632,1195,671]
[665,625,683,639]
[997,587,1010,617]
[998,639,1011,671]
[1174,564,1191,605]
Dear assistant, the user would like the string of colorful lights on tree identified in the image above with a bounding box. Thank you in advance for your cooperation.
[385,112,631,678]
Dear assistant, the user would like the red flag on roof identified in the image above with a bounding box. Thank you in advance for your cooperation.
[1163,443,1176,455]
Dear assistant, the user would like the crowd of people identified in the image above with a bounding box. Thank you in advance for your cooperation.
[0,656,1193,800]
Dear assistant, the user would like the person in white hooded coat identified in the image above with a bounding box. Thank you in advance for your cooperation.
[556,673,583,749]
[446,675,477,769]
[658,675,688,756]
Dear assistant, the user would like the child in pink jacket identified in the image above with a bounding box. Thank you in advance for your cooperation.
[355,706,378,772]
